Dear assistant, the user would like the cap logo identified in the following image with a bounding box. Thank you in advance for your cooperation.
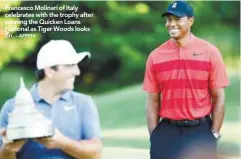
[172,2,177,9]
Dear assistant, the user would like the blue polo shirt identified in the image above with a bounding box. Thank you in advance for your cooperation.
[0,84,101,159]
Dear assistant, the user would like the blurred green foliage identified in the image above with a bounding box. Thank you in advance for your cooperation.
[0,1,40,68]
[0,1,240,96]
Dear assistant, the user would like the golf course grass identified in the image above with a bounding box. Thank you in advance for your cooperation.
[94,75,240,158]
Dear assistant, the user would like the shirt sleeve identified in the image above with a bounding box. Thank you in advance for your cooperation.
[0,99,14,147]
[209,47,230,88]
[143,55,160,92]
[81,96,102,139]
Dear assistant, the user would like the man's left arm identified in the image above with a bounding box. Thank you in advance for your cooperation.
[209,47,229,134]
[210,88,225,133]
[36,96,102,159]
[36,129,102,159]
[58,134,102,159]
[61,96,102,158]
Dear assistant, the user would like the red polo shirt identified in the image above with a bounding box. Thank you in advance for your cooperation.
[143,34,229,120]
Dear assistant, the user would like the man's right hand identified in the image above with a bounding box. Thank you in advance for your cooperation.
[0,128,26,153]
[146,93,160,135]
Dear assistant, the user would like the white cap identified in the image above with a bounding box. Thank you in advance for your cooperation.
[37,40,91,70]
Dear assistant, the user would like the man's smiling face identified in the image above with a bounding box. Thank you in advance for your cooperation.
[165,14,193,40]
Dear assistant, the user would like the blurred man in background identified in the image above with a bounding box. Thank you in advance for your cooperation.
[0,40,102,159]
[143,1,229,159]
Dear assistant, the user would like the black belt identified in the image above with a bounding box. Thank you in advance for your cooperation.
[162,115,210,127]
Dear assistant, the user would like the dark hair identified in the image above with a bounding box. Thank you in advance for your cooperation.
[35,65,58,81]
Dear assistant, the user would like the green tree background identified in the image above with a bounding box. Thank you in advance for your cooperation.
[0,1,239,101]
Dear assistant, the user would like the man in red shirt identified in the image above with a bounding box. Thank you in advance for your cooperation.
[143,1,229,159]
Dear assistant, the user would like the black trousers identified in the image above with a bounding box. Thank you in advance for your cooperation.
[150,117,217,159]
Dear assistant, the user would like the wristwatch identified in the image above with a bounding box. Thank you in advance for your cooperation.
[212,130,221,140]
